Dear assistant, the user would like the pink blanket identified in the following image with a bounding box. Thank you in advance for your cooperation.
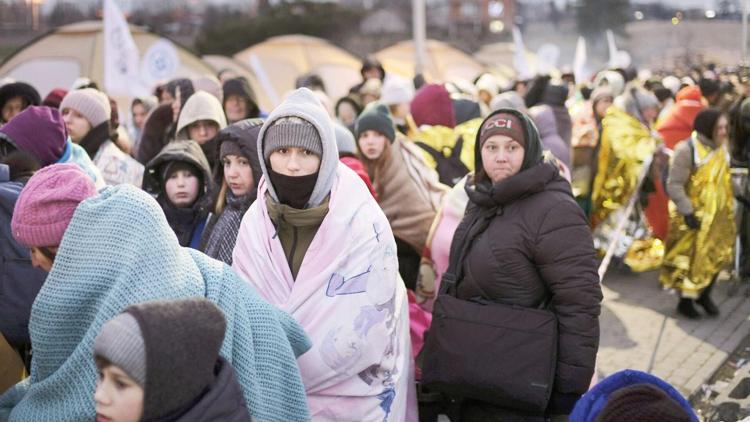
[233,163,414,421]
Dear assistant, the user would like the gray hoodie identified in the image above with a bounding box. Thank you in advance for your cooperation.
[257,88,338,208]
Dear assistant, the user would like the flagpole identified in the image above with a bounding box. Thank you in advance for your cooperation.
[413,0,427,77]
[743,0,748,63]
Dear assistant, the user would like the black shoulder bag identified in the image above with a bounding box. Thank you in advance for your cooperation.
[421,206,558,414]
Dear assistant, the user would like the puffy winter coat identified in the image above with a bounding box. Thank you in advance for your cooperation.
[531,104,572,169]
[449,108,602,417]
[0,165,46,351]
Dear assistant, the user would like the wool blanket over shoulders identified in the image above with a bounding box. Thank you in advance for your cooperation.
[0,184,311,422]
[233,163,414,421]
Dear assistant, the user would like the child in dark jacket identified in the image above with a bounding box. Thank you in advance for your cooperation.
[93,298,251,422]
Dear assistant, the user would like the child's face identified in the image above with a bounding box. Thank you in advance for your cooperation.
[95,364,144,422]
[357,130,388,160]
[165,169,200,208]
[223,154,254,197]
[62,108,92,143]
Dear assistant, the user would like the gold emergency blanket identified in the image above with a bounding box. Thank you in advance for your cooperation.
[591,107,658,228]
[659,136,735,298]
[411,118,482,171]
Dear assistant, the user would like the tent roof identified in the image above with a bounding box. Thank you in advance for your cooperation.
[233,34,362,105]
[374,39,485,84]
[0,20,215,102]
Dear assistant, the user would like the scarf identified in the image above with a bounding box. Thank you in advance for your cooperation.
[203,190,253,265]
[267,168,318,209]
[233,163,416,421]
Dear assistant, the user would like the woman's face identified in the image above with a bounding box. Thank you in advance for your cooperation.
[165,169,200,208]
[713,115,729,145]
[62,108,93,143]
[641,106,659,126]
[131,104,148,130]
[357,130,388,160]
[2,96,24,123]
[223,154,254,197]
[268,147,321,177]
[187,120,219,145]
[594,97,613,119]
[95,364,144,422]
[481,134,525,184]
[336,102,358,127]
[224,94,247,123]
[30,246,57,272]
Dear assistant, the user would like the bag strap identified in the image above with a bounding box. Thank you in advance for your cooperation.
[414,141,445,162]
[440,204,497,296]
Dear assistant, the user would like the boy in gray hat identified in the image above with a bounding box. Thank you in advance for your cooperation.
[93,298,250,422]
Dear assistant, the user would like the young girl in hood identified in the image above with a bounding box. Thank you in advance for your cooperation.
[143,140,213,249]
[232,88,413,421]
[200,119,264,265]
[355,103,447,289]
[175,91,228,169]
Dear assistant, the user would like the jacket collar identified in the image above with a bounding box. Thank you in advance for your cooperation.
[465,161,563,207]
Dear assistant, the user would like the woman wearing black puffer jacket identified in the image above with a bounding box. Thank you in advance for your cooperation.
[438,108,602,421]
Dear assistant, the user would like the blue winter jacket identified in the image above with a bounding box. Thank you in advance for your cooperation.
[0,164,46,350]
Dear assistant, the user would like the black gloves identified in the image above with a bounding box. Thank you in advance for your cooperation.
[684,214,700,230]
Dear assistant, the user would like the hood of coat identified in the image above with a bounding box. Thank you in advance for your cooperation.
[78,121,111,159]
[212,118,264,199]
[530,104,559,139]
[175,91,228,140]
[143,140,213,204]
[257,88,338,208]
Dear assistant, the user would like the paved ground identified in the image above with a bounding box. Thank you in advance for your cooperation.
[597,268,750,400]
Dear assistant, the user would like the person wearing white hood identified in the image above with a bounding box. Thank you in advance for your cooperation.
[175,91,228,169]
[381,76,415,136]
[232,88,414,421]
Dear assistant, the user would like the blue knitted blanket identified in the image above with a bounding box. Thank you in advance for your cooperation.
[0,184,311,422]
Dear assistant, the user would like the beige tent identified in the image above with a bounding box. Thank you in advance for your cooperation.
[202,55,273,112]
[0,21,215,105]
[233,35,362,105]
[374,39,485,84]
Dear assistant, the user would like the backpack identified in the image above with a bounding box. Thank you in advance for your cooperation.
[414,135,469,187]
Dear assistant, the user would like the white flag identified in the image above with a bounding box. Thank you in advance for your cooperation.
[512,26,533,80]
[573,36,587,83]
[104,0,148,96]
[606,29,618,69]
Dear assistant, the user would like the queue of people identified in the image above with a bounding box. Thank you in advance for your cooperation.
[3,54,741,421]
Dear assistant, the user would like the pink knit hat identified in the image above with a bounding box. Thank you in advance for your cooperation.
[11,163,97,248]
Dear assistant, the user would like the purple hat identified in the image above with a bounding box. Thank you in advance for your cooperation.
[0,106,67,166]
[11,163,97,248]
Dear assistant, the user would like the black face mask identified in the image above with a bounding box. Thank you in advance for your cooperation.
[267,168,319,209]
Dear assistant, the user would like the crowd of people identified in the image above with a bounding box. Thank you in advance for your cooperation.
[1,53,743,421]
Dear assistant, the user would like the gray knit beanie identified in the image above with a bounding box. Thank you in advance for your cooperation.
[59,88,111,127]
[93,313,146,387]
[263,116,322,161]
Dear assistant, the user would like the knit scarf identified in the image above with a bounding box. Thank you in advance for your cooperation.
[0,184,311,422]
[233,163,416,421]
[157,195,205,247]
[203,190,253,265]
